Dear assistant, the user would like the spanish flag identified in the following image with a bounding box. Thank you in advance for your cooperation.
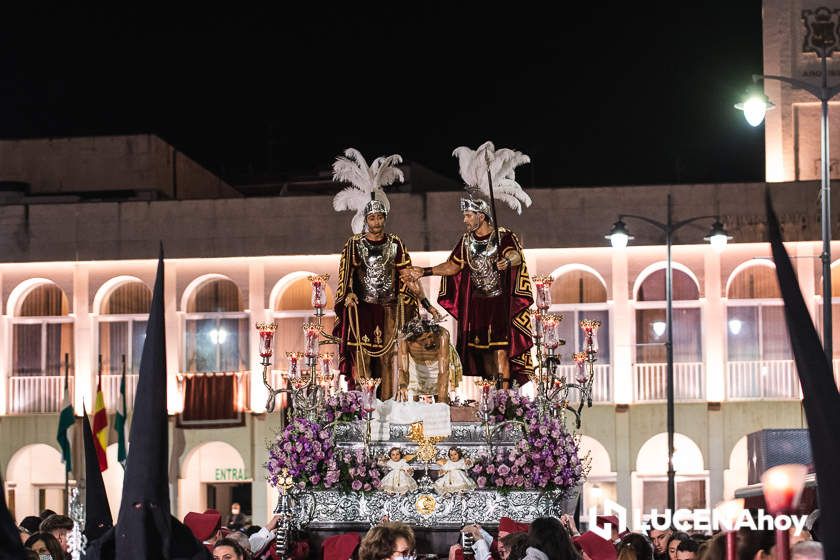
[93,372,109,472]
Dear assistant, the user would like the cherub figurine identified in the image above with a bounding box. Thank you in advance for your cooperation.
[379,447,418,494]
[434,446,476,494]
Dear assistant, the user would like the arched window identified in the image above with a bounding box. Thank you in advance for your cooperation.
[183,278,249,372]
[549,268,611,402]
[578,436,616,524]
[98,280,151,376]
[633,266,703,401]
[10,281,74,413]
[726,264,796,399]
[272,275,335,364]
[635,433,708,512]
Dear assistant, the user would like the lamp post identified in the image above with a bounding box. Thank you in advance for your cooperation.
[736,6,840,365]
[606,194,732,512]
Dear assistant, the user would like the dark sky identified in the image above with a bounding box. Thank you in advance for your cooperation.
[0,4,765,188]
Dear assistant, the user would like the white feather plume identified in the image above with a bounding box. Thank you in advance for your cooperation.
[332,148,404,233]
[451,141,531,214]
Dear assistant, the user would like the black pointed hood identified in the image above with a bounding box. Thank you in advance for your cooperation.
[767,190,840,556]
[86,247,209,560]
[82,408,113,540]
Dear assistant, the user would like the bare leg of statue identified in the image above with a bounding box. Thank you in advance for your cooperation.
[495,349,511,390]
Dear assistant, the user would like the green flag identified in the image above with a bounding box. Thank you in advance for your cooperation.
[56,378,74,472]
[115,360,128,468]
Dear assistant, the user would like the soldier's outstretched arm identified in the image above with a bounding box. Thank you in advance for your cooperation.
[401,259,462,282]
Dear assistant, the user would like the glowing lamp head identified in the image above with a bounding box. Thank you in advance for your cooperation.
[606,220,633,249]
[704,220,733,253]
[735,93,775,127]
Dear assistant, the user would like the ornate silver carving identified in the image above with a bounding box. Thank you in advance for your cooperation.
[356,237,397,304]
[300,487,580,528]
[465,233,502,297]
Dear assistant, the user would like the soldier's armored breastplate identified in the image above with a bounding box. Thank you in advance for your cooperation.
[356,237,397,304]
[466,234,502,297]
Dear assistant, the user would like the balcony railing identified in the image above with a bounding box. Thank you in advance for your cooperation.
[726,360,801,400]
[100,373,140,412]
[8,375,75,414]
[633,362,705,402]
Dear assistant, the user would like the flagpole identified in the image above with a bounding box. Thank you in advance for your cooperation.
[64,352,69,515]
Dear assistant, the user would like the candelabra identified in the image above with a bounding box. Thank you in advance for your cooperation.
[261,274,339,423]
[358,378,379,457]
[529,276,599,428]
[476,379,527,452]
[273,468,296,560]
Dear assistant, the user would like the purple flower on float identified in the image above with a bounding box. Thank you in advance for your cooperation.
[477,476,487,488]
[498,464,511,476]
[351,479,363,491]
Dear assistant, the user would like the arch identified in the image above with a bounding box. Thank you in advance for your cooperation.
[579,435,612,476]
[549,264,609,304]
[7,278,69,317]
[93,275,151,315]
[632,262,700,301]
[722,436,749,500]
[725,260,779,299]
[180,274,243,313]
[6,444,66,519]
[636,433,705,474]
[819,258,840,297]
[270,271,335,311]
[178,441,249,518]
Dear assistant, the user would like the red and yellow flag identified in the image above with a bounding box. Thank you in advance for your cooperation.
[93,374,109,472]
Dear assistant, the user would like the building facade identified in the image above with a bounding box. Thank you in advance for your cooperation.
[0,232,831,525]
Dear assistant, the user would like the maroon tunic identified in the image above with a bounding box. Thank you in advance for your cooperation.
[332,233,412,380]
[437,228,534,384]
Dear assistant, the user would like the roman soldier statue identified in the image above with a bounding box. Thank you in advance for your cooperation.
[403,142,534,388]
[331,148,441,399]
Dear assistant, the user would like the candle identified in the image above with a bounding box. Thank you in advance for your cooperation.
[303,323,320,358]
[761,464,807,514]
[256,322,277,358]
[533,275,553,311]
[308,274,330,311]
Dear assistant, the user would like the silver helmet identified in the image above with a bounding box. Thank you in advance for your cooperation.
[460,196,491,219]
[364,198,388,218]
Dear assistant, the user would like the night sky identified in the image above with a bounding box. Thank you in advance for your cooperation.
[0,4,765,188]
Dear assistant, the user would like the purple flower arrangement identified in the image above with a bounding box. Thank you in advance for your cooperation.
[266,389,585,495]
[483,389,537,424]
[471,403,586,493]
[336,446,384,493]
[266,417,387,493]
[324,391,364,423]
[265,417,340,489]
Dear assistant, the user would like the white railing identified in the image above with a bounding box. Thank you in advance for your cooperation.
[8,375,75,414]
[100,374,140,412]
[726,360,801,400]
[633,362,705,402]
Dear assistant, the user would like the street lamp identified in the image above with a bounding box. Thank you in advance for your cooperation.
[606,193,732,512]
[735,6,840,365]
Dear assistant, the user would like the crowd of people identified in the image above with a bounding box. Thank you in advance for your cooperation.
[14,505,825,560]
